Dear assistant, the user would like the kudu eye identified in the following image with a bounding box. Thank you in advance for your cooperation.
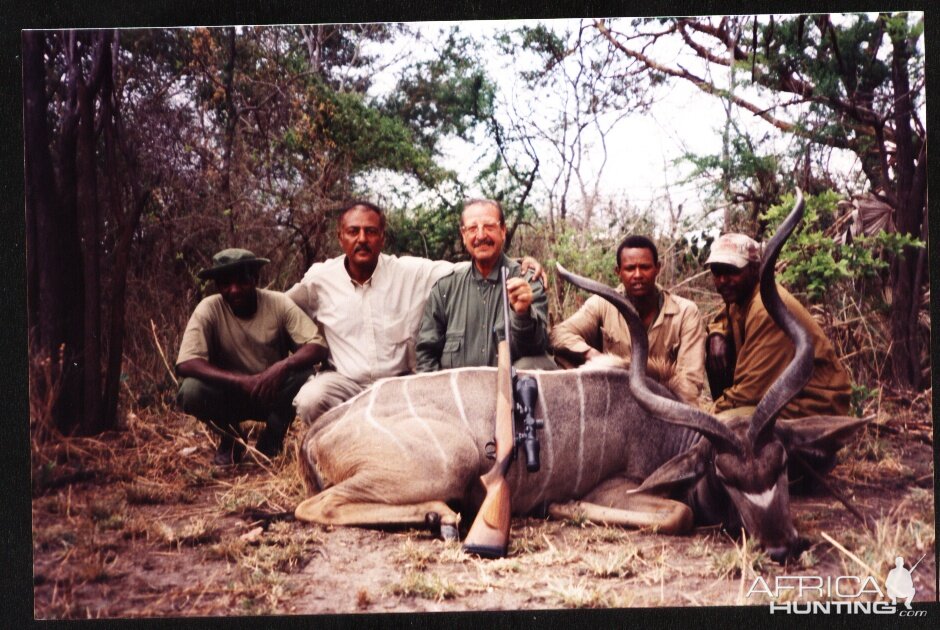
[713,454,739,486]
[764,441,787,471]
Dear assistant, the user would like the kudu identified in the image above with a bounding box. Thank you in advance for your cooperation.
[295,190,865,561]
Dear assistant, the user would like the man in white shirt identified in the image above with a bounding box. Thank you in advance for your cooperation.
[286,201,455,424]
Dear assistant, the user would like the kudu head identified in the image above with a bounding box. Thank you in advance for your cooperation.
[558,189,861,563]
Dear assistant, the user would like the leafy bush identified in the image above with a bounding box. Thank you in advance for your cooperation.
[760,190,925,387]
[761,191,922,303]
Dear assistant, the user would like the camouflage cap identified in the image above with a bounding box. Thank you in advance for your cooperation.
[197,248,270,280]
[704,233,761,269]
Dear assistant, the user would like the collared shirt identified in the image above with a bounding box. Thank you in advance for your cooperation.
[707,282,852,418]
[415,254,550,371]
[285,253,455,385]
[176,289,324,375]
[549,285,706,404]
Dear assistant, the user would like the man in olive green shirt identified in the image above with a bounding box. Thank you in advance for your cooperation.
[416,199,555,371]
[177,249,327,465]
[704,233,852,418]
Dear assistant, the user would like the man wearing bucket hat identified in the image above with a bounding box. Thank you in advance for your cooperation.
[703,233,851,418]
[176,248,328,465]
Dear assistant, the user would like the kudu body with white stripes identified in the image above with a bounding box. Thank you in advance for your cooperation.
[295,190,865,562]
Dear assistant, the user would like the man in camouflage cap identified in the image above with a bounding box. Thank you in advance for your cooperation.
[704,233,852,419]
[176,248,328,465]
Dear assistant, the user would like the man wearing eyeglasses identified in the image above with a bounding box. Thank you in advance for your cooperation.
[415,198,556,372]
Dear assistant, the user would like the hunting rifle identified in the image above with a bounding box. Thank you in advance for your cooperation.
[463,266,543,557]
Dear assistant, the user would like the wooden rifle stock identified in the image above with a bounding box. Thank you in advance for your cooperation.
[463,269,515,558]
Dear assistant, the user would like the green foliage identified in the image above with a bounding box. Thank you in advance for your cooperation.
[497,24,569,82]
[385,203,463,261]
[850,383,877,417]
[678,126,783,231]
[384,29,496,154]
[760,191,924,302]
[543,224,620,323]
[319,85,446,186]
[672,232,717,279]
[548,226,618,288]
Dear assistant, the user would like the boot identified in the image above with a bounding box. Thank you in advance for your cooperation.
[256,411,294,459]
[213,427,246,466]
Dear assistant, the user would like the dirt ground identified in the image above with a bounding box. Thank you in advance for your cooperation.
[31,393,935,618]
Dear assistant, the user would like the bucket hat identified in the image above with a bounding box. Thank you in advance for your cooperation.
[197,248,270,280]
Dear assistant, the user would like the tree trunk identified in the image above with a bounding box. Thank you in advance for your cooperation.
[102,97,151,434]
[221,27,238,238]
[76,74,103,434]
[887,32,924,390]
[24,31,87,434]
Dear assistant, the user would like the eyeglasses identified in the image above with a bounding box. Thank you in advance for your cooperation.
[342,226,382,238]
[460,221,502,236]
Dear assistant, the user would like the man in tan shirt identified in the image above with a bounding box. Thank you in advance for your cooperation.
[551,235,705,404]
[177,249,328,465]
[704,233,852,417]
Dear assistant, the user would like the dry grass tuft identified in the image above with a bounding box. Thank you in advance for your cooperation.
[393,537,436,571]
[356,588,372,610]
[709,533,768,581]
[547,579,618,608]
[581,542,643,579]
[155,517,220,547]
[836,502,935,585]
[388,570,461,601]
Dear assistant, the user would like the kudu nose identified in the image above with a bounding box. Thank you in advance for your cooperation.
[767,546,791,564]
[766,536,809,564]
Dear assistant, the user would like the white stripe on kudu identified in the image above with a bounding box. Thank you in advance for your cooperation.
[533,373,553,505]
[365,382,408,456]
[574,372,586,494]
[597,373,611,473]
[743,485,777,509]
[403,378,448,467]
[450,371,471,431]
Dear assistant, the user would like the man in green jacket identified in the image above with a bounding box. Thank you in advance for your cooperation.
[416,199,556,371]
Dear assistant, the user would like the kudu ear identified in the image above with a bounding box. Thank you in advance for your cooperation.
[631,441,709,497]
[775,416,871,454]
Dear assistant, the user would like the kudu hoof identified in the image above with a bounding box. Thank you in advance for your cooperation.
[440,523,459,542]
[425,511,441,536]
[425,511,460,542]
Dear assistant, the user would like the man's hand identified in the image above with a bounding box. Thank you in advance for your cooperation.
[177,344,325,404]
[506,276,534,315]
[518,256,546,286]
[247,361,290,403]
[705,333,729,377]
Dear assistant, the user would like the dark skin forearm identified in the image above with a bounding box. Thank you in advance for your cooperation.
[177,343,327,404]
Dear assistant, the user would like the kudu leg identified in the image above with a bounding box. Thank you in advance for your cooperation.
[547,476,693,535]
[295,488,462,541]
